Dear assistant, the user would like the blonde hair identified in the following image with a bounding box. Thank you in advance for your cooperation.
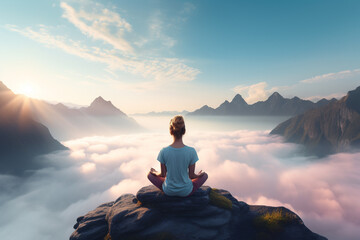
[169,115,186,139]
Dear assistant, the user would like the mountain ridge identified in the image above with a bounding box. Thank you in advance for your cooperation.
[270,86,360,156]
[0,81,141,141]
[131,110,189,117]
[0,81,67,175]
[189,92,336,116]
[29,95,140,140]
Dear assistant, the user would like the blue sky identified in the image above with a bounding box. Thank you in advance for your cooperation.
[1,0,360,113]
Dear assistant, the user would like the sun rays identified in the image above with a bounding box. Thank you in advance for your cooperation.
[17,83,37,97]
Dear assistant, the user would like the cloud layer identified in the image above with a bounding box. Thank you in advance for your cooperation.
[1,130,359,240]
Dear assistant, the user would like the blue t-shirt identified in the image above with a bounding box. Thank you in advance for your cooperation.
[157,145,199,197]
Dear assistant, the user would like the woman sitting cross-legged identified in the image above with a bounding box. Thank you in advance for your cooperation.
[147,115,208,197]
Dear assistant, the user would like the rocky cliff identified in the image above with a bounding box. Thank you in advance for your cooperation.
[270,86,360,156]
[70,185,327,240]
[0,81,67,175]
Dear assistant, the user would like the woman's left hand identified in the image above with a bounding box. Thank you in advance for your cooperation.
[150,168,158,175]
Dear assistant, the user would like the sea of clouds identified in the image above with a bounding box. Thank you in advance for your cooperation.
[0,130,359,240]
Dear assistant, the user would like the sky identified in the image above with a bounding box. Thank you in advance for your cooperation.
[1,0,360,113]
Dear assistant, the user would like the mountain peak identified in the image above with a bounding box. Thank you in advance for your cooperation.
[55,103,68,109]
[200,105,211,109]
[267,92,284,102]
[89,96,116,109]
[0,81,15,105]
[269,92,283,98]
[92,96,108,104]
[231,94,247,105]
[0,81,11,92]
[345,85,360,113]
[86,96,126,116]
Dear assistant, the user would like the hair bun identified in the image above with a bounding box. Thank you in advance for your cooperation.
[169,115,186,139]
[170,116,184,130]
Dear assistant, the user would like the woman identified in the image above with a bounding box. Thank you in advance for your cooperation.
[147,115,208,197]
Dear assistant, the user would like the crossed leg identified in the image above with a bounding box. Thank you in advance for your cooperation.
[147,172,165,191]
[147,172,208,196]
[187,173,208,196]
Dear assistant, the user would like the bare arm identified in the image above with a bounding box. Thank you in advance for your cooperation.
[150,163,167,177]
[188,163,204,179]
[160,163,167,177]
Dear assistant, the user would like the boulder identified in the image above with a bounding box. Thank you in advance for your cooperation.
[136,185,211,213]
[106,194,161,239]
[70,185,327,240]
[70,202,113,240]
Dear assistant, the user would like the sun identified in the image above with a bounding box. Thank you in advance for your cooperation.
[18,83,37,97]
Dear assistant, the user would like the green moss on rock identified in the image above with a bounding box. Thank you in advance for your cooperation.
[209,188,232,210]
[253,209,297,236]
[104,233,111,240]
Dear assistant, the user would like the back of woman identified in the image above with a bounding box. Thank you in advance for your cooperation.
[147,115,208,197]
[158,145,198,196]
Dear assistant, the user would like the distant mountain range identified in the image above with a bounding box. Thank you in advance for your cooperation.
[132,110,189,117]
[26,94,141,140]
[0,82,67,175]
[271,86,360,156]
[188,92,336,116]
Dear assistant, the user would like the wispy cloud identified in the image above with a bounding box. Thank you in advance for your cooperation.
[301,69,360,84]
[6,24,106,62]
[5,1,200,89]
[181,2,196,16]
[305,92,344,102]
[232,82,279,103]
[145,2,196,49]
[232,67,360,102]
[148,11,176,48]
[60,2,133,54]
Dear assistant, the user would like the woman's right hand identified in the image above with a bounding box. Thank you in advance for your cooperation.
[197,170,205,177]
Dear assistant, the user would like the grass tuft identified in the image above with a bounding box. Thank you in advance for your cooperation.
[253,209,296,236]
[104,233,111,240]
[209,188,232,210]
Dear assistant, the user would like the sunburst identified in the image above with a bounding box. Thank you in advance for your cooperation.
[18,83,37,97]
